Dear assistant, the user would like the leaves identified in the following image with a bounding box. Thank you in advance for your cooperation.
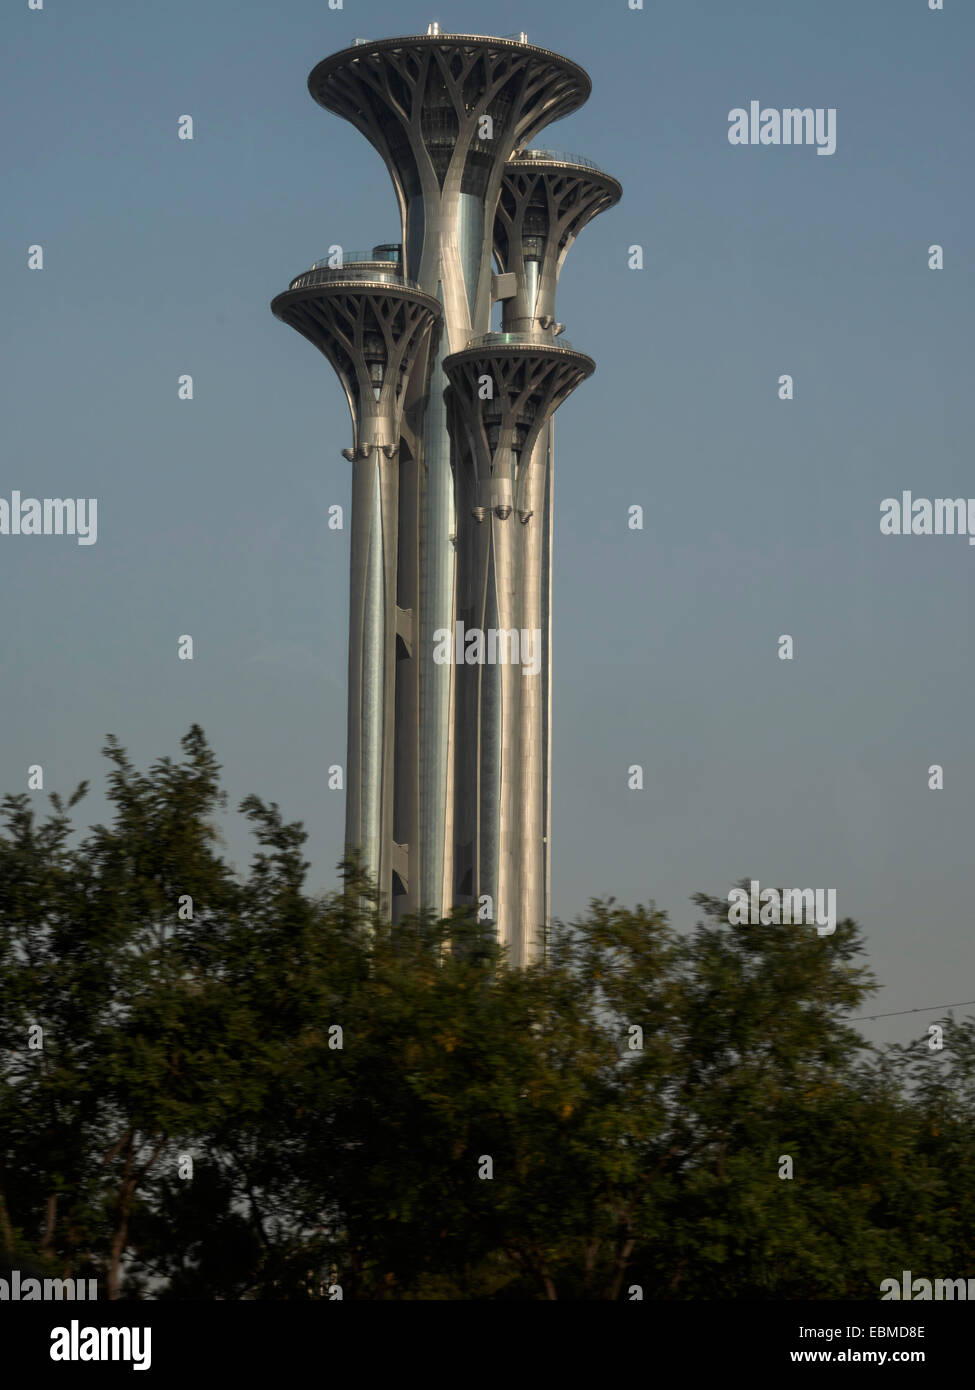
[1,745,972,1298]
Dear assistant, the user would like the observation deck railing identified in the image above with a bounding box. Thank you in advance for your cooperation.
[288,262,421,293]
[352,31,530,46]
[309,249,401,268]
[462,331,579,353]
[513,149,600,171]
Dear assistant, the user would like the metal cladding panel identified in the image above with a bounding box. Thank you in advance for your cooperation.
[518,424,550,960]
[522,259,540,322]
[406,196,426,284]
[478,534,502,926]
[345,455,385,885]
[457,193,485,323]
[417,282,455,916]
[360,465,385,880]
[493,512,522,957]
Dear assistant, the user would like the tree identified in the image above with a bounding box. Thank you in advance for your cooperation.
[2,734,972,1300]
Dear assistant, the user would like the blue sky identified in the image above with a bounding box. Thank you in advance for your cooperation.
[2,0,972,1044]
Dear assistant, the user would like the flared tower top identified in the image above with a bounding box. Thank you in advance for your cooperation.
[308,33,590,142]
[306,33,591,338]
[307,34,590,211]
[494,149,621,332]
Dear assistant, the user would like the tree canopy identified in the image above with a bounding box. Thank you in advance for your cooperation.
[0,727,969,1299]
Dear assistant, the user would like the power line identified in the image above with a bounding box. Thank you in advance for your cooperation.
[852,997,975,1023]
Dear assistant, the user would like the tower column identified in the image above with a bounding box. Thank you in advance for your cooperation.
[445,339,594,951]
[271,267,440,912]
[516,423,550,959]
[492,151,622,952]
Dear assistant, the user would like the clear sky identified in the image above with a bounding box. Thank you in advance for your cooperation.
[2,0,972,1046]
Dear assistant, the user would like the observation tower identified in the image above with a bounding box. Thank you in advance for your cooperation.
[272,28,620,955]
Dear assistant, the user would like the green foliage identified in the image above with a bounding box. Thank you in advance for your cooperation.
[0,731,970,1299]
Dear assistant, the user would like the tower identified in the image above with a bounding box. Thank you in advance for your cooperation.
[444,333,593,960]
[491,150,622,950]
[271,251,440,910]
[272,30,620,955]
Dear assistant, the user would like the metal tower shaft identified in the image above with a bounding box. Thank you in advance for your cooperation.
[271,263,440,910]
[444,339,593,957]
[272,35,619,962]
[306,35,590,920]
[491,152,622,947]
